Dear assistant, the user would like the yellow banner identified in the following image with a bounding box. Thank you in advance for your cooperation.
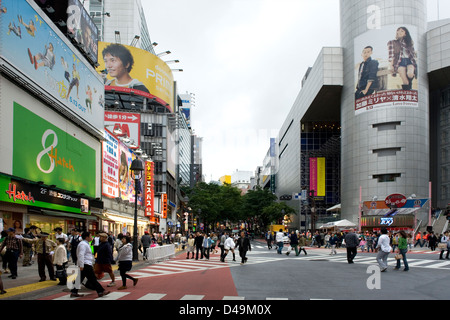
[317,157,326,197]
[97,42,174,112]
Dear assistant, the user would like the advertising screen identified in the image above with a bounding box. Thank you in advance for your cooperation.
[354,25,419,115]
[13,102,96,198]
[309,157,325,197]
[97,42,174,112]
[0,0,104,134]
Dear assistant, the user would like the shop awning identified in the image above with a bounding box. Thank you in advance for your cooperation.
[41,210,98,220]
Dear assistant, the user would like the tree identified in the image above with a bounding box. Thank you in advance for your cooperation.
[261,202,296,229]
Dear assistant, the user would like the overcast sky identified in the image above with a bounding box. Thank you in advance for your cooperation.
[142,0,450,183]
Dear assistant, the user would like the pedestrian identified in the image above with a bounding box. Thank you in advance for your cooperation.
[22,227,35,266]
[186,234,195,259]
[68,229,81,265]
[0,269,5,294]
[211,233,218,253]
[392,233,399,252]
[0,228,23,279]
[394,230,409,271]
[53,238,68,285]
[344,228,359,264]
[428,231,438,251]
[286,231,299,256]
[235,231,251,265]
[94,233,116,287]
[202,233,212,260]
[314,231,322,248]
[22,232,57,282]
[114,233,124,258]
[218,232,227,261]
[70,231,110,298]
[117,235,138,290]
[265,231,273,250]
[329,233,338,255]
[140,231,151,260]
[194,232,204,260]
[298,234,308,255]
[376,228,392,272]
[438,231,450,260]
[366,233,375,253]
[359,236,367,252]
[275,229,284,254]
[222,234,236,262]
[92,232,100,256]
[414,231,423,248]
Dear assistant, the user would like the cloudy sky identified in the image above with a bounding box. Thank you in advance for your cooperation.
[142,0,450,182]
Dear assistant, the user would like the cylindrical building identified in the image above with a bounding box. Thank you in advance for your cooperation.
[340,1,429,225]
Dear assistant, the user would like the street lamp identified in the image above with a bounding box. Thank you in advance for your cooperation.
[130,158,144,261]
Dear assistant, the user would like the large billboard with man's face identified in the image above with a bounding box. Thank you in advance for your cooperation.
[354,25,419,115]
[97,42,174,113]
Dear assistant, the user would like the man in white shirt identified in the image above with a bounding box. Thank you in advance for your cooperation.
[276,229,284,254]
[376,228,392,272]
[70,231,110,298]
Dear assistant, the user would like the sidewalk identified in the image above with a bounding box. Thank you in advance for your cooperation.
[0,246,186,299]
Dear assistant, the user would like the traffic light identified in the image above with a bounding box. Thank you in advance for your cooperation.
[279,194,292,201]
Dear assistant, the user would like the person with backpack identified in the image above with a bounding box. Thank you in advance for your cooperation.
[68,229,81,265]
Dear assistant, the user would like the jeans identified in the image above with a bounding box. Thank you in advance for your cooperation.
[376,251,390,270]
[396,249,409,270]
[277,242,283,254]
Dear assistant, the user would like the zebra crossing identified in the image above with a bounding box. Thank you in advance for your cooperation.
[45,247,450,301]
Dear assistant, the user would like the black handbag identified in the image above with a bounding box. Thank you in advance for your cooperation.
[56,269,67,279]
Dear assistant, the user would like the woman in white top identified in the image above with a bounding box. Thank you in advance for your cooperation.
[222,236,236,262]
[117,236,138,290]
[53,238,68,285]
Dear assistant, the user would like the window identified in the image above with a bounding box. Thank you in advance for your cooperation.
[373,174,401,183]
[373,147,402,157]
[372,122,401,131]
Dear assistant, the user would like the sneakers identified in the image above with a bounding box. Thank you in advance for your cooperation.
[107,282,116,287]
[118,286,127,290]
[70,293,84,298]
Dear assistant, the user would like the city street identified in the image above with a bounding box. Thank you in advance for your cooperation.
[2,239,449,303]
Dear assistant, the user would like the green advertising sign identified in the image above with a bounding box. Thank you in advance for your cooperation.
[13,103,96,197]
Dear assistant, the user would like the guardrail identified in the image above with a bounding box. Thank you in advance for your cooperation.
[145,244,176,264]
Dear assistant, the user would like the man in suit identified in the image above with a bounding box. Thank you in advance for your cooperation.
[194,232,204,260]
[355,46,379,100]
[235,231,251,265]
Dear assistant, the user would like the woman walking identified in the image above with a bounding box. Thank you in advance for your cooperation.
[186,234,195,259]
[117,236,138,290]
[394,231,409,271]
[439,232,450,260]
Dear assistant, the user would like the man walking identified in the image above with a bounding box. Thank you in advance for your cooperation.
[265,231,273,250]
[94,233,116,287]
[70,231,110,298]
[344,228,359,264]
[376,228,392,272]
[194,232,204,260]
[140,231,151,260]
[235,231,251,265]
[275,229,284,254]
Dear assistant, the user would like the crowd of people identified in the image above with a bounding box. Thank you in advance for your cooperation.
[0,226,144,297]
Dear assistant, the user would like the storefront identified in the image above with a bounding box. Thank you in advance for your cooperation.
[360,215,416,234]
[0,174,102,240]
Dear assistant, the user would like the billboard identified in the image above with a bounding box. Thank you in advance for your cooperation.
[13,102,97,197]
[354,25,419,115]
[101,128,144,205]
[104,111,141,146]
[309,157,325,197]
[97,42,174,112]
[0,0,104,134]
[33,0,99,64]
[102,129,119,198]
